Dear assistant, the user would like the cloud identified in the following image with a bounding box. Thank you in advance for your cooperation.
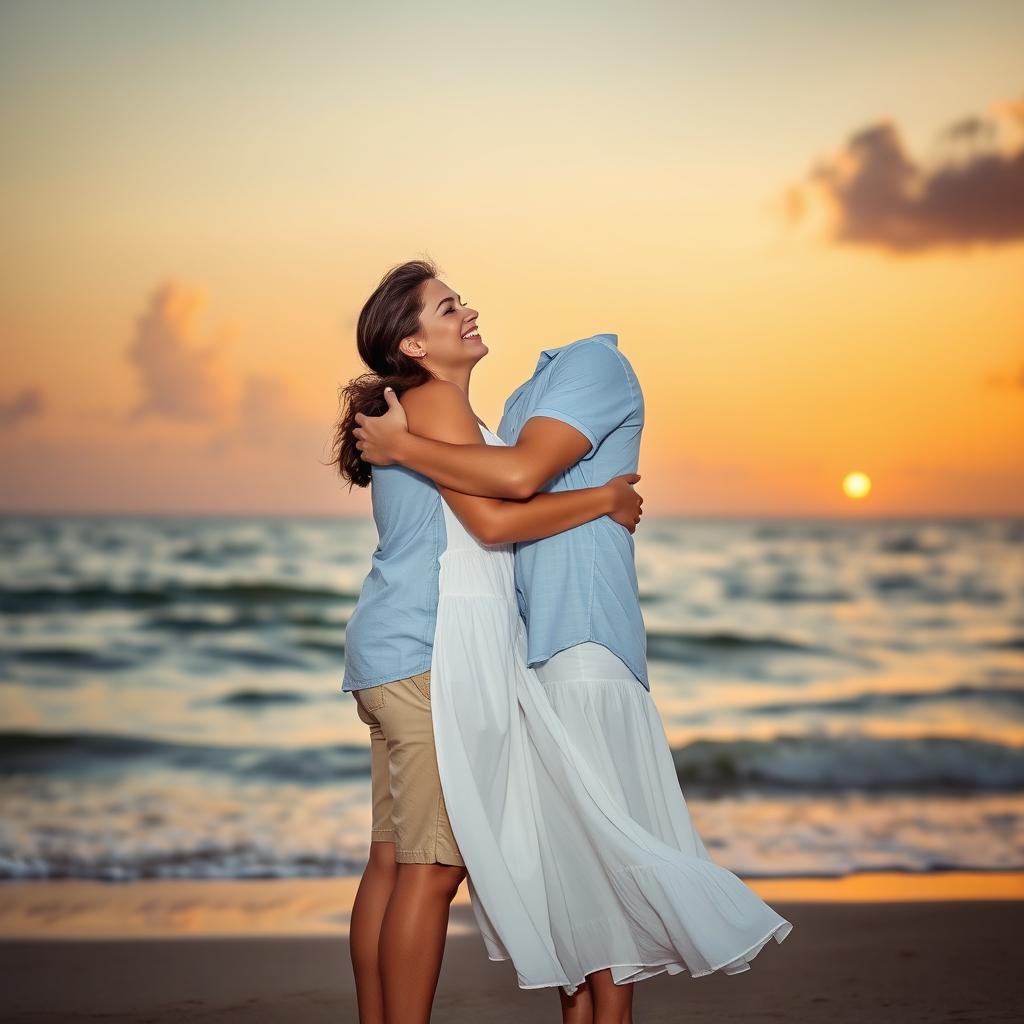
[0,386,45,428]
[126,282,235,422]
[940,115,997,146]
[785,96,1024,252]
[121,280,326,453]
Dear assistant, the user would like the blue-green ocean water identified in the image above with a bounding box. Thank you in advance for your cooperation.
[1,516,1022,881]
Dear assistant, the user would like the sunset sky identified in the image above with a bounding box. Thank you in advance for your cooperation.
[2,0,1022,516]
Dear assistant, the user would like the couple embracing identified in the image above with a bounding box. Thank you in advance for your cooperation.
[332,259,791,1024]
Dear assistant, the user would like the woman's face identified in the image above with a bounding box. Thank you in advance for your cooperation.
[399,277,487,376]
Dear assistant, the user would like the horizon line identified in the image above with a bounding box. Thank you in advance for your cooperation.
[1,510,1021,522]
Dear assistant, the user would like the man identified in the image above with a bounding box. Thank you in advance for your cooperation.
[354,331,649,1022]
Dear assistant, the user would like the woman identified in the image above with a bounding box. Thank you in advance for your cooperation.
[332,259,645,1024]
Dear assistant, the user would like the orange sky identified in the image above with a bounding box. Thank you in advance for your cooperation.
[1,2,1022,516]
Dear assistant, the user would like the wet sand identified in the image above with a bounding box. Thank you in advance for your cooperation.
[1,873,1022,1022]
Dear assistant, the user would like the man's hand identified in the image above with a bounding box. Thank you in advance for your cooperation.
[603,474,644,533]
[353,388,410,465]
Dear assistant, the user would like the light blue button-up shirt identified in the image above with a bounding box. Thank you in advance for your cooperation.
[497,333,649,690]
[342,464,447,691]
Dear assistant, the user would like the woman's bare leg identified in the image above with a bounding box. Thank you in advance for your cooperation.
[588,969,634,1024]
[559,978,594,1023]
[350,840,398,1024]
[379,862,466,1024]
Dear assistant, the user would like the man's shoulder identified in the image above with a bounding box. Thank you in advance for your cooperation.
[561,332,619,355]
[551,334,638,382]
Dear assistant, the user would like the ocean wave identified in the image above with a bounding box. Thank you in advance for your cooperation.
[175,540,263,563]
[724,580,853,603]
[4,730,1021,793]
[0,731,370,782]
[212,688,311,707]
[0,847,367,882]
[986,636,1024,651]
[877,531,950,554]
[869,573,1006,605]
[672,735,1024,792]
[0,580,361,614]
[194,644,315,670]
[743,683,1024,718]
[646,628,832,664]
[295,635,347,655]
[4,646,149,671]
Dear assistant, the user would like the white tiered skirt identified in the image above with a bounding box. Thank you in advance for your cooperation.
[429,526,792,996]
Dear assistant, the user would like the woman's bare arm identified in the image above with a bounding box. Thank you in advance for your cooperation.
[355,389,590,499]
[399,380,640,545]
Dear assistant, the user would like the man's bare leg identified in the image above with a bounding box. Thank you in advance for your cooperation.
[378,862,466,1024]
[350,840,398,1024]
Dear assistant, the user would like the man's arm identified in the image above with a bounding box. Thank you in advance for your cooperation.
[399,380,642,542]
[355,388,589,500]
[354,340,632,499]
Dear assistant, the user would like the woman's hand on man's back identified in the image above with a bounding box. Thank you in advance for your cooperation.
[603,474,643,533]
[354,387,410,465]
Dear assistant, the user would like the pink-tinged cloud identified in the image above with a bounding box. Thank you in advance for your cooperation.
[0,281,342,513]
[122,280,326,453]
[786,96,1024,252]
[126,282,234,422]
[0,386,45,428]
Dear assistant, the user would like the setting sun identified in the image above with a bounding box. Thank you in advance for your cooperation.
[842,471,872,500]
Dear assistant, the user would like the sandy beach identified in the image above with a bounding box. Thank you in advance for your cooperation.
[2,873,1022,1022]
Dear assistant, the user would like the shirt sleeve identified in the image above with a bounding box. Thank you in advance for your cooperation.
[529,342,634,457]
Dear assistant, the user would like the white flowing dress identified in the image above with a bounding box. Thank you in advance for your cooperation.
[428,425,793,995]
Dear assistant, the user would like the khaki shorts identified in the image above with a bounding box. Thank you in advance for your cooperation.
[354,670,463,866]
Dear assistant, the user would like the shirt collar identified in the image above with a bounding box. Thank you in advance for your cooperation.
[534,332,618,372]
[503,333,619,420]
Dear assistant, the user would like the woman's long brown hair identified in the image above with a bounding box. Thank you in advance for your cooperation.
[331,259,438,489]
